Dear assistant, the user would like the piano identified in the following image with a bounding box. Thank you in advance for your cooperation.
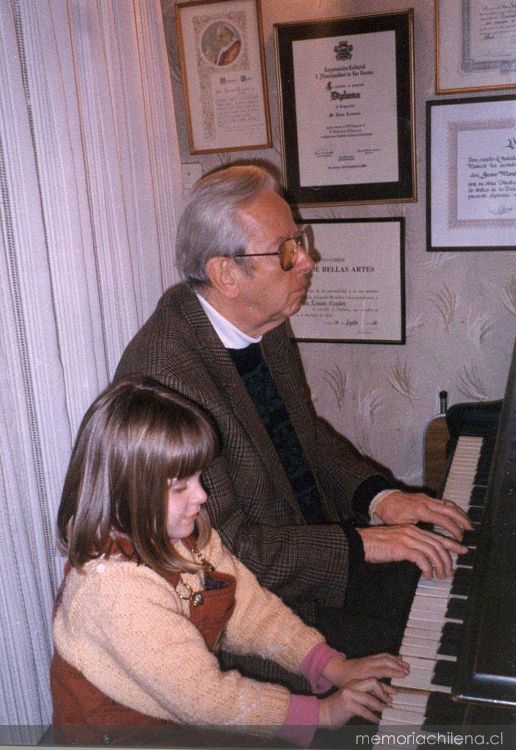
[380,340,516,732]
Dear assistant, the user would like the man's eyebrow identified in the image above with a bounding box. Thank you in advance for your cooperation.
[274,229,302,244]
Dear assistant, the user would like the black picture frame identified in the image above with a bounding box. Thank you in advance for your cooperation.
[274,10,416,207]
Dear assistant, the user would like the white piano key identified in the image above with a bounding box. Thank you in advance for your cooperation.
[392,656,436,678]
[401,644,457,662]
[415,591,453,606]
[392,656,455,693]
[400,643,441,659]
[401,631,445,646]
[404,625,444,639]
[411,597,449,612]
[389,691,429,709]
[380,707,423,724]
[379,693,431,736]
[408,609,448,623]
[403,619,446,634]
[416,582,452,595]
[402,630,443,644]
[401,629,459,651]
[391,672,452,694]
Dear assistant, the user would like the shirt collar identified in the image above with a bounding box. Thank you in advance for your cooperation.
[195,291,262,349]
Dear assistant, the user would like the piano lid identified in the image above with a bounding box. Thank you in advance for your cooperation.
[453,338,516,707]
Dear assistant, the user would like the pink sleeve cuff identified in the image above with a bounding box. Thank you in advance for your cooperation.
[298,642,342,693]
[277,695,319,747]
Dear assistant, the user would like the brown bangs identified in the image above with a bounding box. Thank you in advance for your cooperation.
[168,409,217,481]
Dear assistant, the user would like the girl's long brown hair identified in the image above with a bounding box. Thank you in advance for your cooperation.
[57,377,217,573]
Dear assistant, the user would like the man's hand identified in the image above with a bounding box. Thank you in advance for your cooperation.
[357,524,468,579]
[373,491,472,540]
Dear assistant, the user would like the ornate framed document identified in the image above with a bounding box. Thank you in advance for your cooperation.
[427,95,516,252]
[274,10,416,207]
[290,218,405,344]
[176,0,271,153]
[436,0,516,94]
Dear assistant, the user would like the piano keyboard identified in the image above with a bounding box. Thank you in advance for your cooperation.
[380,434,490,728]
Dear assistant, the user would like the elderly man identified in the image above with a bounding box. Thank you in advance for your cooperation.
[115,165,470,685]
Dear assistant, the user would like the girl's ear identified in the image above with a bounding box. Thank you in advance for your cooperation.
[205,256,240,300]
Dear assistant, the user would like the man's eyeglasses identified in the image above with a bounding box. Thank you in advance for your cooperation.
[233,231,308,272]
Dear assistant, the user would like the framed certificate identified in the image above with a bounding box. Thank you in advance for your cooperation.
[436,0,516,94]
[290,218,405,344]
[427,95,516,252]
[176,0,271,153]
[274,10,416,207]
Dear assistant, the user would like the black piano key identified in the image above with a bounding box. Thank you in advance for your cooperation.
[457,547,475,567]
[437,640,459,657]
[446,596,467,620]
[442,621,463,639]
[423,692,467,728]
[431,659,456,688]
[450,567,471,596]
[440,622,463,648]
[474,438,495,484]
[469,485,486,506]
[474,466,489,486]
[438,631,462,657]
[460,528,477,547]
[467,506,484,525]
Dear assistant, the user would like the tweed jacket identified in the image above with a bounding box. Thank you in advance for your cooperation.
[115,283,388,614]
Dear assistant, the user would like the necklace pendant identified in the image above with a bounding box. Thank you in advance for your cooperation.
[192,592,204,607]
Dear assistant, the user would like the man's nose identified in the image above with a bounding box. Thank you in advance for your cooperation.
[296,246,315,273]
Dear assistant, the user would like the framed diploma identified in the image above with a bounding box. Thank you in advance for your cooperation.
[290,218,405,344]
[274,10,416,207]
[436,0,516,94]
[427,95,516,252]
[176,0,271,153]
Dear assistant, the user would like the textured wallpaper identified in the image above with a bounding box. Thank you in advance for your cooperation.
[161,0,516,487]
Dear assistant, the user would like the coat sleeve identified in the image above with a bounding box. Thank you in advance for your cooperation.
[203,452,352,609]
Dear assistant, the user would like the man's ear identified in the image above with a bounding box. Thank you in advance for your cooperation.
[205,256,240,299]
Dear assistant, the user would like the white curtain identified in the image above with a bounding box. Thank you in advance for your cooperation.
[0,0,182,733]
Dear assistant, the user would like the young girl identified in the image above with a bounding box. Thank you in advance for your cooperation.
[51,377,408,746]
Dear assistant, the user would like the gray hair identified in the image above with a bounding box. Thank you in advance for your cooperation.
[175,164,280,286]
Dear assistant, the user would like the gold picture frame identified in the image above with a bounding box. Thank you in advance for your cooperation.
[436,0,516,94]
[175,0,271,153]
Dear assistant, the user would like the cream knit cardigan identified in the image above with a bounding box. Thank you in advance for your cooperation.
[53,529,325,732]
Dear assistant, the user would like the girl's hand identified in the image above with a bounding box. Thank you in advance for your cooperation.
[323,652,409,688]
[319,679,397,727]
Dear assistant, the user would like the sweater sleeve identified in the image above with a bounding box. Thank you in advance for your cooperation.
[278,696,319,747]
[206,532,327,674]
[53,558,291,734]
